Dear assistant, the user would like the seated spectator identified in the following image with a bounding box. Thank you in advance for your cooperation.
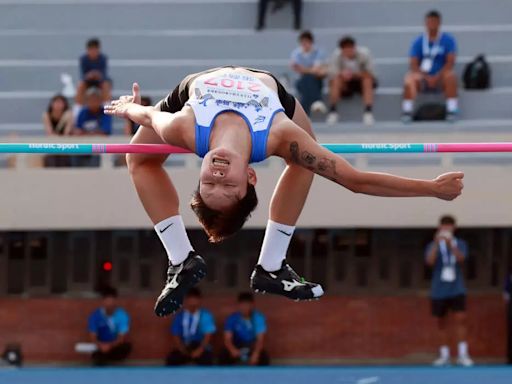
[42,95,73,167]
[88,287,132,366]
[166,288,215,366]
[76,38,111,105]
[402,10,458,122]
[327,36,377,126]
[76,87,112,136]
[257,0,302,31]
[219,292,270,366]
[124,96,152,136]
[43,95,73,136]
[290,31,328,116]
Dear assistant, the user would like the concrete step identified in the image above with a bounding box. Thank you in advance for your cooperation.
[1,58,511,92]
[1,28,511,60]
[0,0,509,30]
[0,89,510,125]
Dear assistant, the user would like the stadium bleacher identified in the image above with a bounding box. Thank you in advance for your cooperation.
[0,0,511,132]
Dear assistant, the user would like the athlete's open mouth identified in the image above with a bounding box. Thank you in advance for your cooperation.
[212,157,230,167]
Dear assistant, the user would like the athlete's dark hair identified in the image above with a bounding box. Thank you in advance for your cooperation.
[86,38,101,49]
[237,292,255,303]
[190,183,258,243]
[339,35,356,49]
[299,30,314,42]
[426,10,442,20]
[47,94,69,115]
[186,287,202,298]
[439,215,456,226]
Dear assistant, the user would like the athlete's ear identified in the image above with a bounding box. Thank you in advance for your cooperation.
[247,167,257,186]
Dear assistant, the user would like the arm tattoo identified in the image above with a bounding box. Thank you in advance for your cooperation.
[289,141,339,182]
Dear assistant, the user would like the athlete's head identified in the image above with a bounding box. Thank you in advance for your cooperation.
[191,148,258,243]
[86,37,101,60]
[299,30,314,53]
[339,36,356,59]
[425,10,442,35]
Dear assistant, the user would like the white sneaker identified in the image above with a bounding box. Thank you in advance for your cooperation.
[326,111,339,125]
[311,100,327,114]
[456,355,474,367]
[363,111,375,126]
[432,356,451,367]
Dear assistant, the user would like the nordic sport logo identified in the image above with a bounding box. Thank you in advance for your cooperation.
[28,144,79,151]
[361,143,412,151]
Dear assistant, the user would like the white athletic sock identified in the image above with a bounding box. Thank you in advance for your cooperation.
[402,99,414,113]
[446,98,458,113]
[440,345,450,359]
[458,341,468,358]
[257,220,296,272]
[154,215,193,266]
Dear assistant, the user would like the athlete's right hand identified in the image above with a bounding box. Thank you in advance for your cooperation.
[432,172,464,201]
[104,83,141,117]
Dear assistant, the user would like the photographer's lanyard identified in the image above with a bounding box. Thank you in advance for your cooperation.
[439,239,457,282]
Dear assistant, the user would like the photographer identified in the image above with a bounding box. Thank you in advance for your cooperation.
[425,215,473,367]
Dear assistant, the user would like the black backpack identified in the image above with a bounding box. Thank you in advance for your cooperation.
[413,103,447,121]
[463,55,491,89]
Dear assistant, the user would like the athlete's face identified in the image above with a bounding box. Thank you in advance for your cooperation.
[199,148,257,211]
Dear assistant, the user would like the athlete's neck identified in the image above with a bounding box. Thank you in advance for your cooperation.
[209,114,252,162]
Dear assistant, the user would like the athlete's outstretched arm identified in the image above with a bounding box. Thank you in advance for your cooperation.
[274,122,464,200]
[105,83,186,146]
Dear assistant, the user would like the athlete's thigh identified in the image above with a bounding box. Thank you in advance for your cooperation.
[291,98,315,139]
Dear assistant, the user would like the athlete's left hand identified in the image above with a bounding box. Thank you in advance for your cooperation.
[104,98,134,118]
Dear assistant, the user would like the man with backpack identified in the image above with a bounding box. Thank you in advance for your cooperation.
[401,10,459,123]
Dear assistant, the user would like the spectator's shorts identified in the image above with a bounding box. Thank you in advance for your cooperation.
[431,294,466,318]
[84,77,112,88]
[341,77,378,98]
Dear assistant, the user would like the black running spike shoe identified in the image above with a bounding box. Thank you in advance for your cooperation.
[154,252,207,317]
[250,261,324,301]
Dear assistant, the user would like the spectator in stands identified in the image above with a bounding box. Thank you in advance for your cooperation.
[327,36,377,126]
[219,292,269,366]
[76,38,111,105]
[257,0,302,31]
[505,269,512,364]
[166,288,215,366]
[290,31,328,116]
[43,95,73,136]
[425,215,473,367]
[402,10,458,122]
[76,87,112,136]
[88,287,132,366]
[42,95,74,167]
[124,96,152,136]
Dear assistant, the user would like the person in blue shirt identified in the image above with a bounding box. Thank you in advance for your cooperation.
[76,87,112,136]
[290,31,328,116]
[219,292,269,365]
[76,38,112,105]
[504,268,512,364]
[88,287,131,366]
[402,10,459,122]
[166,288,216,365]
[425,215,473,367]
